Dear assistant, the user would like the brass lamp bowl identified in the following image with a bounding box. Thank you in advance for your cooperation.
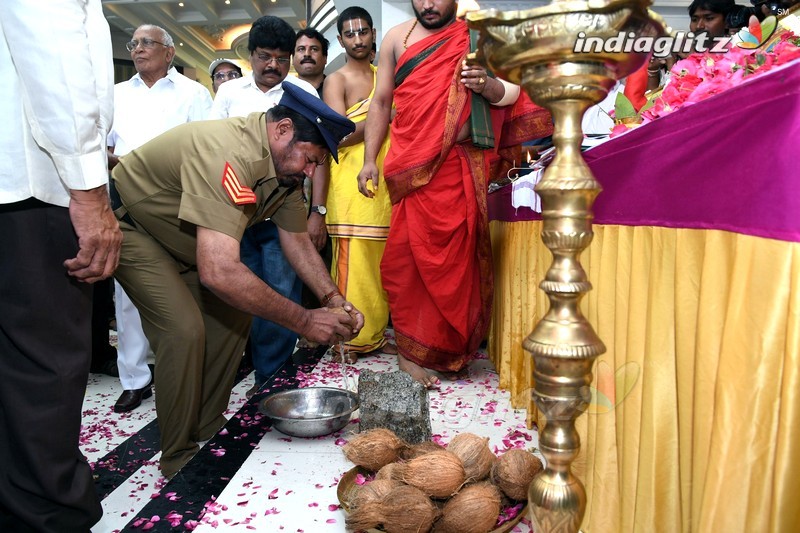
[467,0,664,102]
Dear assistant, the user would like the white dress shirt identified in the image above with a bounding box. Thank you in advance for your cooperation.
[0,0,114,207]
[210,74,318,119]
[109,67,213,156]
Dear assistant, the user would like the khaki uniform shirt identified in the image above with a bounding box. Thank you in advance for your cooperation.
[112,112,306,266]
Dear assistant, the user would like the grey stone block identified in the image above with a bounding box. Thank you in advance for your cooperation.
[357,369,432,444]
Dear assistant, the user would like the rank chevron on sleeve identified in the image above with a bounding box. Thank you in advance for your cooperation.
[222,162,257,205]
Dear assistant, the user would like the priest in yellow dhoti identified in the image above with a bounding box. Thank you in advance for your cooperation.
[323,7,393,360]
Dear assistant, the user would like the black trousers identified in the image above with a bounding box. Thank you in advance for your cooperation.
[0,199,102,532]
[90,277,116,370]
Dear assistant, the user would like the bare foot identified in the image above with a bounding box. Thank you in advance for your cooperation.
[397,353,440,389]
[440,367,470,381]
[363,341,398,356]
[377,342,398,355]
[331,346,358,364]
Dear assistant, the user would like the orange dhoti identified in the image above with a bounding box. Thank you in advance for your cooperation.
[382,144,492,372]
[382,20,552,372]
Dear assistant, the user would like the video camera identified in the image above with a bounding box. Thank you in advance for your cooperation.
[754,0,784,15]
[724,0,780,29]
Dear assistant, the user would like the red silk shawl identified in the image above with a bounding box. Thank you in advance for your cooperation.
[384,19,553,204]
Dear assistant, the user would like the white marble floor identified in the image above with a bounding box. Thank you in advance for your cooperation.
[82,336,539,533]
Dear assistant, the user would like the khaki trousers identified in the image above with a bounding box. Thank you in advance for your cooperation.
[114,222,251,478]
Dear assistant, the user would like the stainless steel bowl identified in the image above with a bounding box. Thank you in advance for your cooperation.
[259,387,359,438]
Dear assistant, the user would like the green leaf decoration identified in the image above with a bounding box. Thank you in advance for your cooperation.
[614,92,638,119]
[638,96,656,116]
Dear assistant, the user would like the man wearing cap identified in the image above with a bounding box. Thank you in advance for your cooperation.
[112,83,361,479]
[209,58,242,94]
[210,16,322,395]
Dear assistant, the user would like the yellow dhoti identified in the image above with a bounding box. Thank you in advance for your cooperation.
[327,69,392,353]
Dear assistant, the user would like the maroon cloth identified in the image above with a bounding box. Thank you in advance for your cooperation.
[489,59,800,243]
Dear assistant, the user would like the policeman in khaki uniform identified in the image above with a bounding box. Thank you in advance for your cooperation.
[111,82,362,478]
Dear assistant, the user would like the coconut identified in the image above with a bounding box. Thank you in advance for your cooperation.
[393,450,466,499]
[490,448,543,501]
[433,482,503,533]
[352,478,403,508]
[398,440,446,461]
[375,461,401,481]
[345,484,439,533]
[343,428,406,471]
[446,433,496,481]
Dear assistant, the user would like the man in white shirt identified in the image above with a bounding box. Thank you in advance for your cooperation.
[293,28,329,97]
[0,1,120,530]
[210,16,320,396]
[109,24,213,413]
[210,19,317,120]
[293,27,333,281]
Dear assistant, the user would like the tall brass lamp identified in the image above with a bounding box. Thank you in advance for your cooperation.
[468,4,662,532]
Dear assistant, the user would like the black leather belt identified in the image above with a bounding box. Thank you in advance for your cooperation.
[108,179,136,228]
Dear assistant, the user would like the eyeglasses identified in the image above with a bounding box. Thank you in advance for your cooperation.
[126,38,167,52]
[254,53,291,66]
[213,71,242,81]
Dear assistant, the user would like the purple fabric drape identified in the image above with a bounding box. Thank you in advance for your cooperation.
[489,59,800,243]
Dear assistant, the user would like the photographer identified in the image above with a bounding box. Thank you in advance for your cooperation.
[690,0,737,36]
[647,0,736,91]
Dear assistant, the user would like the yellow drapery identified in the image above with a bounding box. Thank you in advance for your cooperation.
[488,220,800,532]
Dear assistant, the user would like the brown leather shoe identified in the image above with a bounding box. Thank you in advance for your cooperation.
[113,384,153,413]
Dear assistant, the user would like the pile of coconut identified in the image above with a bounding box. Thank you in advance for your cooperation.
[340,428,544,533]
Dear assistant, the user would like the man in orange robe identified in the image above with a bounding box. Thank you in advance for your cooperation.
[358,0,552,387]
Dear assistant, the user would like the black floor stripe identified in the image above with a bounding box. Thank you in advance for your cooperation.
[92,359,254,498]
[115,345,327,532]
[93,422,162,499]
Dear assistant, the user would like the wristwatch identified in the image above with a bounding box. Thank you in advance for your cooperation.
[310,205,327,216]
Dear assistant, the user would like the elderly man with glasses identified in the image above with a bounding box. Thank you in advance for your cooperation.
[107,24,212,414]
[210,16,320,398]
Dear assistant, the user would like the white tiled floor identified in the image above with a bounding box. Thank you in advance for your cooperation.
[82,339,538,532]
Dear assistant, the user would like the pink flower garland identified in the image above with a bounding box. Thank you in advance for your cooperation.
[642,31,800,122]
[610,30,800,137]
